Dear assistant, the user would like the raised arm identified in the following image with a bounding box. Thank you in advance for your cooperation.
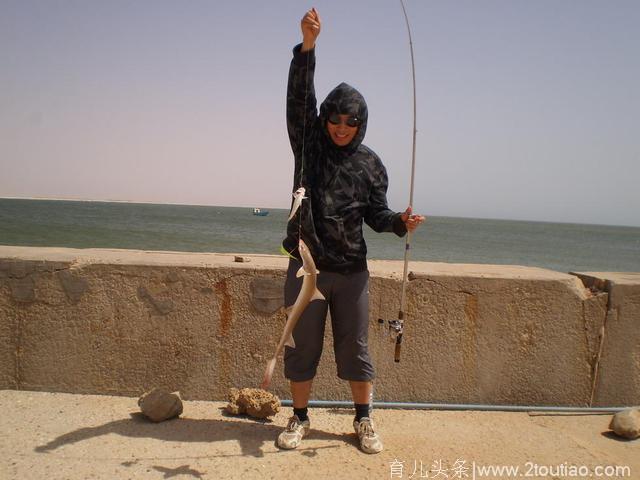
[287,9,322,167]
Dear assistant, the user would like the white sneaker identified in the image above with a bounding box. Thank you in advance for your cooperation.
[277,415,310,450]
[353,417,383,454]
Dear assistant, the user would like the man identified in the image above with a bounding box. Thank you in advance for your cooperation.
[278,7,425,454]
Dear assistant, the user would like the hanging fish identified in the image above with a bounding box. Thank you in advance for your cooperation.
[287,187,307,221]
[261,239,324,389]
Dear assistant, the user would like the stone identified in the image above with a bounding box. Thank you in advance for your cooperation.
[609,407,640,439]
[138,388,183,422]
[225,387,280,419]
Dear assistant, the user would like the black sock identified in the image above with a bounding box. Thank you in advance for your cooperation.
[293,406,308,422]
[354,403,370,422]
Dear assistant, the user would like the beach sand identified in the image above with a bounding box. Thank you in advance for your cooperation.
[1,390,637,480]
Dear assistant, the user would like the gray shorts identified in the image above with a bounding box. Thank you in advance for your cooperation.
[283,259,375,382]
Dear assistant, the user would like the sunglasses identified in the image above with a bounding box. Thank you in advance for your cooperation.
[328,113,362,128]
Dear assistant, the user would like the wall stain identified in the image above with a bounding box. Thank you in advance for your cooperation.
[58,270,89,304]
[214,278,233,337]
[137,286,174,315]
[463,293,479,379]
[464,293,478,339]
[13,312,24,389]
[9,276,35,303]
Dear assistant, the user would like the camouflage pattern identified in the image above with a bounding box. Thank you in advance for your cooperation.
[283,44,406,273]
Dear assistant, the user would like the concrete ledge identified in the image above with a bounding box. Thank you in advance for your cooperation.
[0,246,637,406]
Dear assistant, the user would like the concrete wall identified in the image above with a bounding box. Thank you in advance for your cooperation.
[0,246,638,407]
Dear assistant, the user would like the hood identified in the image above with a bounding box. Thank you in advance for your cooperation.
[319,82,368,153]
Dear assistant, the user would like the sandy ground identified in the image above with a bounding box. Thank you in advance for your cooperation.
[0,390,637,480]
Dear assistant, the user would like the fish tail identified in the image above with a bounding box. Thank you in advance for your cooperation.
[260,357,277,390]
[284,333,296,348]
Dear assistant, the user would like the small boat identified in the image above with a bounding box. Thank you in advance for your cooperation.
[253,208,269,216]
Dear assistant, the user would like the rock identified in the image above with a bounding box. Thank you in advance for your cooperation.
[609,407,640,439]
[138,388,183,422]
[225,388,243,415]
[225,387,280,419]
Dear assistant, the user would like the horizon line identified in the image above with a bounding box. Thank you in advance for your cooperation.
[1,195,638,229]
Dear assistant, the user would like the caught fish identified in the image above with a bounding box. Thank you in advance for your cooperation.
[287,187,307,221]
[261,239,324,389]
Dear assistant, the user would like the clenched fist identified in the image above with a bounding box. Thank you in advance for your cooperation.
[301,8,321,52]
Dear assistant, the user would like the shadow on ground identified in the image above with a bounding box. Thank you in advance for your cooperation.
[34,413,352,458]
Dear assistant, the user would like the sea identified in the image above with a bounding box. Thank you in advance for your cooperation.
[1,198,638,274]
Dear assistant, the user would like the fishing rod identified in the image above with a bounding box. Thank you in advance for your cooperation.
[385,0,418,363]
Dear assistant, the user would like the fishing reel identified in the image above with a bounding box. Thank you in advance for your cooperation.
[378,315,404,363]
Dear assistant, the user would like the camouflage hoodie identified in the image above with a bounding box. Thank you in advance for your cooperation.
[283,44,406,273]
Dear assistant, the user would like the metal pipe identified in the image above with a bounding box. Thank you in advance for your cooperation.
[281,399,625,414]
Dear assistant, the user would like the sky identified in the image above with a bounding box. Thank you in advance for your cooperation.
[1,0,638,227]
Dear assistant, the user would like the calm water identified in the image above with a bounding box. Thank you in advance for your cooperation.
[1,198,638,273]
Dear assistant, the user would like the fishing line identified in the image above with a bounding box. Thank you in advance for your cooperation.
[296,45,311,247]
[283,43,311,260]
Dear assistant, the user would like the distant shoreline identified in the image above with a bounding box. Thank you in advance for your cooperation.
[1,196,638,229]
[0,196,288,211]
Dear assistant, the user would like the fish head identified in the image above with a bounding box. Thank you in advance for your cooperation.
[294,187,306,198]
[298,238,308,255]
